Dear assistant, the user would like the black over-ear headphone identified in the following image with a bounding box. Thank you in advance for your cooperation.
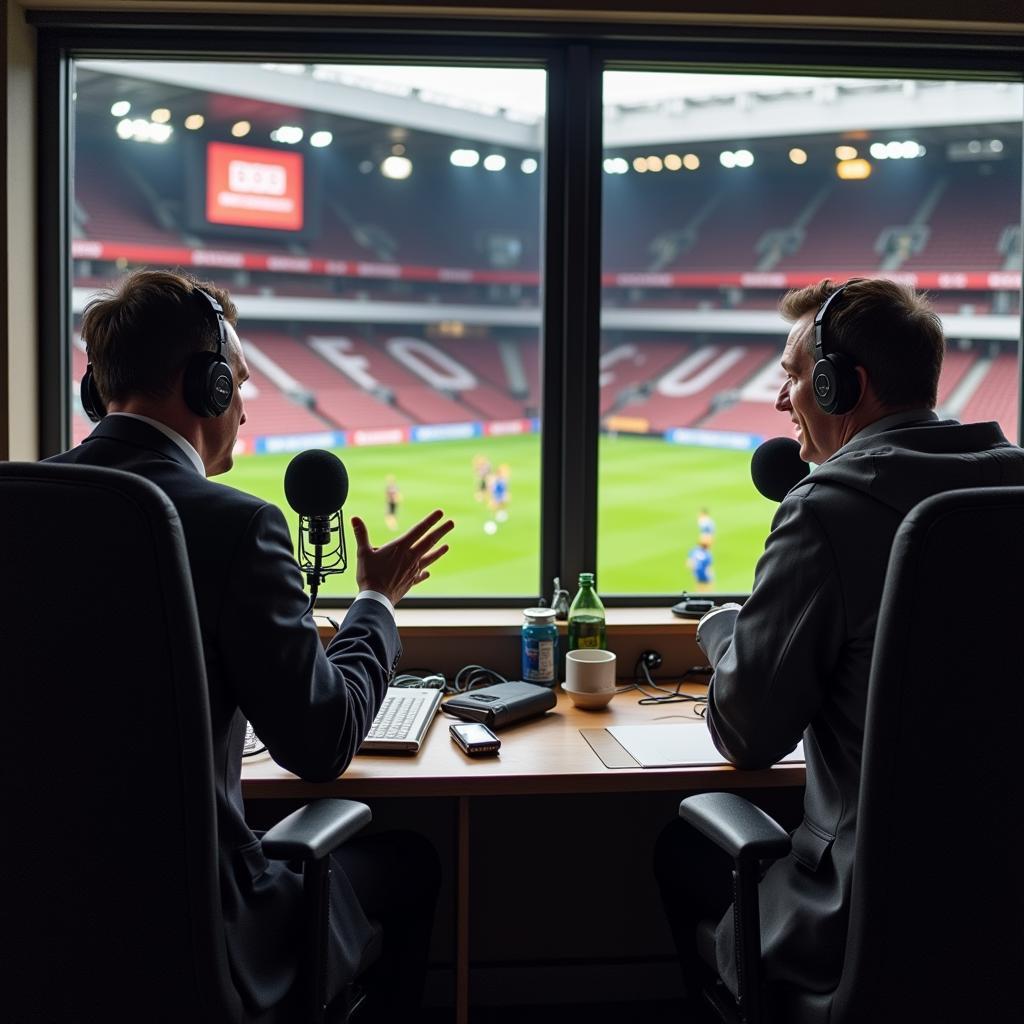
[80,287,235,423]
[811,281,862,416]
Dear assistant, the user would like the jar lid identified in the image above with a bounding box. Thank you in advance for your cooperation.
[523,607,557,624]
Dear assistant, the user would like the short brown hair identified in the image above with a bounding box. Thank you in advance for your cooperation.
[779,278,945,410]
[81,269,238,404]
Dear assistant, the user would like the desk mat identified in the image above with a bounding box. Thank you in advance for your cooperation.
[583,724,804,769]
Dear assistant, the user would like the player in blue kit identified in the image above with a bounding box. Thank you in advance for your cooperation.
[687,536,714,592]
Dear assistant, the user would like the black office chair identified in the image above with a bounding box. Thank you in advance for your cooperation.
[677,485,1024,1023]
[0,462,374,1023]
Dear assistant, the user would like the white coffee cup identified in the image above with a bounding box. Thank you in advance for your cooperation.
[565,649,616,693]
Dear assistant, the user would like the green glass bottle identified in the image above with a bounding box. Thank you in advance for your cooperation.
[567,572,607,650]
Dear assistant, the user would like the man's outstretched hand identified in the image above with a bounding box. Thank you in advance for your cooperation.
[351,509,454,605]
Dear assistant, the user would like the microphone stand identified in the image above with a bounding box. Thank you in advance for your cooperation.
[298,511,347,618]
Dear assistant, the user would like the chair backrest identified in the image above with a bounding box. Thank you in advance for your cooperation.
[0,462,242,1021]
[833,486,1024,1023]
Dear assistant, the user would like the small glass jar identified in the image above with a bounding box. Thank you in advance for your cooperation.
[521,607,558,687]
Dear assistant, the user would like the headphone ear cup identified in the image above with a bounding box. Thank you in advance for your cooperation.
[183,351,234,418]
[80,367,107,422]
[813,352,860,415]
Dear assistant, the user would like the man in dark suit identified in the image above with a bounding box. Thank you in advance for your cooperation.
[50,269,453,1020]
[655,278,1024,1021]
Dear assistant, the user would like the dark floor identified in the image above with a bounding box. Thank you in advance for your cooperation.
[423,999,714,1023]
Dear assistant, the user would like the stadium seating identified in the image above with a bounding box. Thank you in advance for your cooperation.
[900,166,1018,271]
[611,342,779,431]
[235,366,330,442]
[960,352,1019,441]
[75,149,184,247]
[774,172,923,272]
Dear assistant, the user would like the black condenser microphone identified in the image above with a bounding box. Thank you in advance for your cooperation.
[284,449,349,602]
[750,437,810,502]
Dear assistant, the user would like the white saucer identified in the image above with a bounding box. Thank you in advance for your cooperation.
[562,684,616,709]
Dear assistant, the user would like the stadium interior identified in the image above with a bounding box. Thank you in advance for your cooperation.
[70,64,1023,454]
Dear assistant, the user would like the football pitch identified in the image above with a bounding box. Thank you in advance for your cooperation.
[221,434,777,598]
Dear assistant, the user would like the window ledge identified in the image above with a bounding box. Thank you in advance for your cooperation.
[315,605,698,640]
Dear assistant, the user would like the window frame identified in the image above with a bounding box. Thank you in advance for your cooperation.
[33,11,1024,607]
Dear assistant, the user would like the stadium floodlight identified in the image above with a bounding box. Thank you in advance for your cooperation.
[450,148,480,168]
[632,156,648,173]
[991,139,1004,153]
[734,149,754,168]
[110,100,131,117]
[148,123,173,144]
[788,148,808,165]
[381,155,413,179]
[130,118,151,141]
[834,145,858,161]
[151,108,171,124]
[231,120,251,138]
[646,155,664,172]
[310,130,333,148]
[682,153,700,171]
[521,157,538,174]
[270,125,303,144]
[836,158,872,180]
[184,114,205,130]
[664,154,682,171]
[483,154,506,171]
[899,140,921,159]
[602,158,616,174]
[869,142,888,159]
[719,151,737,168]
[115,118,134,140]
[884,141,904,159]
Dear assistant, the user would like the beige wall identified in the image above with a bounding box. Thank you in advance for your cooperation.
[3,1,1022,461]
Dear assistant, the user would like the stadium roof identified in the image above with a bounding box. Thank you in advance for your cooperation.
[78,60,1021,151]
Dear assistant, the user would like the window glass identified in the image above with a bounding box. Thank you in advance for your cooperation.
[598,72,1023,594]
[70,61,545,595]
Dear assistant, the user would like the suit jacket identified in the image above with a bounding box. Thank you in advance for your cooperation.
[696,419,1024,1022]
[48,416,400,1011]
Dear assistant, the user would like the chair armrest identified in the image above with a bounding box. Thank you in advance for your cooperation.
[261,799,372,861]
[678,792,790,863]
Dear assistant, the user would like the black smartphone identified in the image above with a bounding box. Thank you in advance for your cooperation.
[450,721,501,756]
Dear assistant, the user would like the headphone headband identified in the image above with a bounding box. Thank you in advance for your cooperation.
[193,286,227,357]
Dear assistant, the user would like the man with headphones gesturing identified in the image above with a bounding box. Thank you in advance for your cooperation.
[654,278,1024,1020]
[50,269,452,1021]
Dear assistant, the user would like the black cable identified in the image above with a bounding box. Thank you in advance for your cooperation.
[389,664,508,696]
[617,656,712,708]
[449,664,508,695]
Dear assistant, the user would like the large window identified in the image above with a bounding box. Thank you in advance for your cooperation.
[44,18,1023,603]
[598,72,1023,594]
[70,61,545,597]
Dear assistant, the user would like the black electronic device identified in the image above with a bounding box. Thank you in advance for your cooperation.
[750,436,810,502]
[81,287,233,423]
[450,721,501,757]
[671,598,715,619]
[812,281,863,415]
[284,449,349,602]
[443,681,556,729]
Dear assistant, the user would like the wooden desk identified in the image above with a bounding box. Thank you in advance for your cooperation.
[242,689,804,1021]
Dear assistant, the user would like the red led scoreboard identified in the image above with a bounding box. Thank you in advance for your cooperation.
[206,142,304,232]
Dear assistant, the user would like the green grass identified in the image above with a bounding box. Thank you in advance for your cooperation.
[220,434,777,597]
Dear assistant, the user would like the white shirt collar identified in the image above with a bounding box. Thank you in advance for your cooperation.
[107,412,206,477]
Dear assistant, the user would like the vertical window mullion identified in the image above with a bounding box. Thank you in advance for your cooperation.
[38,37,72,458]
[548,42,603,590]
